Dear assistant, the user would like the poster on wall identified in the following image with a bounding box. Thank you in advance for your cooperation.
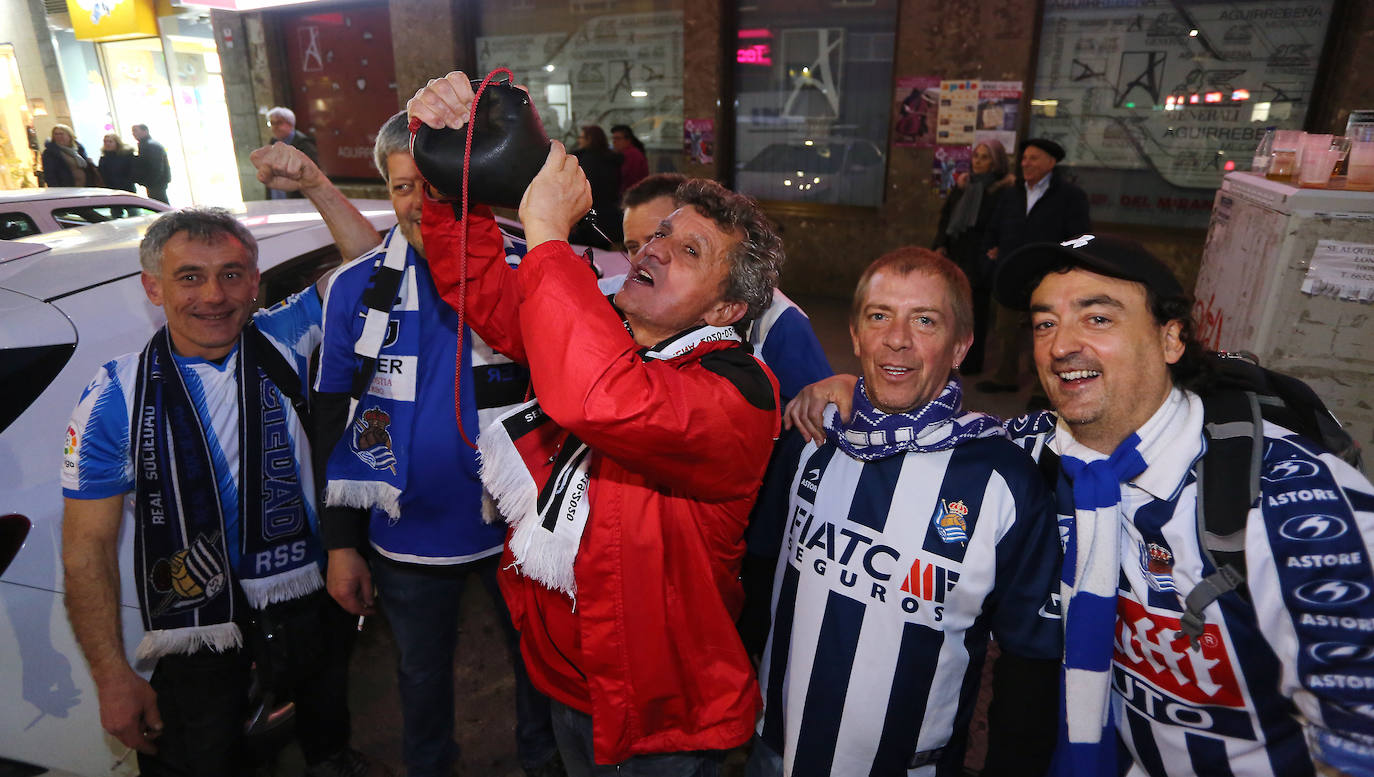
[281,6,398,179]
[975,80,1021,154]
[684,119,714,164]
[1030,0,1334,225]
[932,146,972,194]
[937,80,979,145]
[478,12,683,151]
[893,76,940,148]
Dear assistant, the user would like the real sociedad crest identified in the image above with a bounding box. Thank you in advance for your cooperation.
[1139,541,1177,593]
[934,499,969,544]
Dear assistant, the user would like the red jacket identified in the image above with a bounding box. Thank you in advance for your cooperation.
[421,200,778,763]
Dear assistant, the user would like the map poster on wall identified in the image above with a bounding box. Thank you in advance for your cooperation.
[893,76,940,148]
[477,12,683,152]
[1030,0,1334,227]
[937,80,979,145]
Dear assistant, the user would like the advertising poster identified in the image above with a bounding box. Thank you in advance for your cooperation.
[937,79,979,145]
[684,118,714,164]
[932,146,972,194]
[975,80,1021,153]
[893,76,940,148]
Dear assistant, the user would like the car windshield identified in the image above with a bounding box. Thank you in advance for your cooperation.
[742,143,845,174]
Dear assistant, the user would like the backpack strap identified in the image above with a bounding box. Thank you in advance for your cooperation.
[1178,388,1262,649]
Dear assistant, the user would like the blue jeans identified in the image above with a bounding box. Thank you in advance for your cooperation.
[743,735,782,777]
[549,700,723,777]
[371,554,556,777]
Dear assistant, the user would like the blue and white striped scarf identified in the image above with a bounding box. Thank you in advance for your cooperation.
[824,377,1004,460]
[1051,432,1145,777]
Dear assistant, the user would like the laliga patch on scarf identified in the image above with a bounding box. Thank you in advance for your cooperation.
[148,531,228,617]
[352,406,398,472]
[933,498,970,544]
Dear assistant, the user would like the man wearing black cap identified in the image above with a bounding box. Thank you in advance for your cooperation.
[993,234,1374,777]
[978,138,1090,393]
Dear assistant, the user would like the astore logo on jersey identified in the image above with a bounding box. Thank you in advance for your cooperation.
[1279,514,1349,542]
[1308,642,1374,665]
[1294,580,1371,607]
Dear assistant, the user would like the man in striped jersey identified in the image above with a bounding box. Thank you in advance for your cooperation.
[747,247,1063,777]
[994,234,1374,776]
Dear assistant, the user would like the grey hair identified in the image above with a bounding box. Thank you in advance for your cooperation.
[673,179,784,321]
[374,111,411,183]
[266,106,296,126]
[139,208,258,274]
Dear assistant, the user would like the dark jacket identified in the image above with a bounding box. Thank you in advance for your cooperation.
[570,146,624,243]
[98,150,137,192]
[933,175,1013,285]
[984,168,1091,261]
[270,131,320,199]
[41,141,99,188]
[134,138,173,189]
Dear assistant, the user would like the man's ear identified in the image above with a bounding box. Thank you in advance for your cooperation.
[141,271,163,307]
[704,298,748,328]
[1161,319,1185,365]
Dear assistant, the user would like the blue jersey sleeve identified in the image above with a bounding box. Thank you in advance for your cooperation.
[61,360,134,499]
[253,287,323,381]
[759,306,832,404]
[1252,433,1374,758]
[314,259,370,394]
[747,428,811,559]
[986,455,1062,660]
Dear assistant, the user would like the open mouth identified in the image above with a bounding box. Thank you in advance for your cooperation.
[195,312,235,322]
[1056,369,1101,383]
[881,365,912,378]
[630,267,654,287]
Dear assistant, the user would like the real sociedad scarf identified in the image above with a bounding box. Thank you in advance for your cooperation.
[323,227,518,520]
[132,327,322,661]
[1049,430,1148,777]
[479,323,743,600]
[824,377,1005,461]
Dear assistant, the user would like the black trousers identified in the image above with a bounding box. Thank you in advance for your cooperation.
[138,591,354,777]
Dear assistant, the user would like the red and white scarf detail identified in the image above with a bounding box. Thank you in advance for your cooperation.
[478,324,742,601]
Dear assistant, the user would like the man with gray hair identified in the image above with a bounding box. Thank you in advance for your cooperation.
[61,208,383,777]
[411,72,786,774]
[266,106,320,200]
[311,110,562,777]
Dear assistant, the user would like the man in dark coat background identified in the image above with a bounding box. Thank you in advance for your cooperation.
[130,124,172,204]
[978,137,1090,393]
[267,106,320,201]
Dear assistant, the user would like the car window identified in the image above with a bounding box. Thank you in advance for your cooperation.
[258,245,344,309]
[0,343,75,434]
[742,143,844,174]
[52,205,161,229]
[0,212,40,240]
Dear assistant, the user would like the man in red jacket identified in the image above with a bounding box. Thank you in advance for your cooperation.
[409,72,785,776]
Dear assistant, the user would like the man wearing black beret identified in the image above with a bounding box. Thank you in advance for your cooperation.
[978,137,1091,393]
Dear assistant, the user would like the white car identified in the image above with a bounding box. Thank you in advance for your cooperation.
[0,199,627,776]
[0,188,170,239]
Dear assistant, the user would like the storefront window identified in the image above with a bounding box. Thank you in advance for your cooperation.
[1029,0,1335,228]
[477,0,684,175]
[51,31,113,153]
[0,44,39,189]
[732,0,896,207]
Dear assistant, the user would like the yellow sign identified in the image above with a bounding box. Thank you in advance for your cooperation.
[68,0,159,42]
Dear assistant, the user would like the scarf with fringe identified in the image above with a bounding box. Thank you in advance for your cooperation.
[132,326,323,661]
[479,324,743,600]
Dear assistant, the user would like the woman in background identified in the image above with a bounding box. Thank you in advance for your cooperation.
[611,124,649,195]
[569,125,624,245]
[932,139,1013,375]
[42,124,100,188]
[98,133,137,192]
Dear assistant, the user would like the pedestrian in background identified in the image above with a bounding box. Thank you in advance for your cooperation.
[933,139,1014,375]
[98,133,137,193]
[131,124,172,204]
[610,124,648,195]
[569,124,623,245]
[42,124,99,188]
[266,106,320,200]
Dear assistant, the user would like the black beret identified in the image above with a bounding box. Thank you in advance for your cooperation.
[1020,137,1066,162]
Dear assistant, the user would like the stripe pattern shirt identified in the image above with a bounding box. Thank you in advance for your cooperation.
[751,430,1062,777]
[1008,404,1374,777]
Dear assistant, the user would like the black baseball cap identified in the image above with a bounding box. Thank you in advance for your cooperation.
[992,233,1185,310]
